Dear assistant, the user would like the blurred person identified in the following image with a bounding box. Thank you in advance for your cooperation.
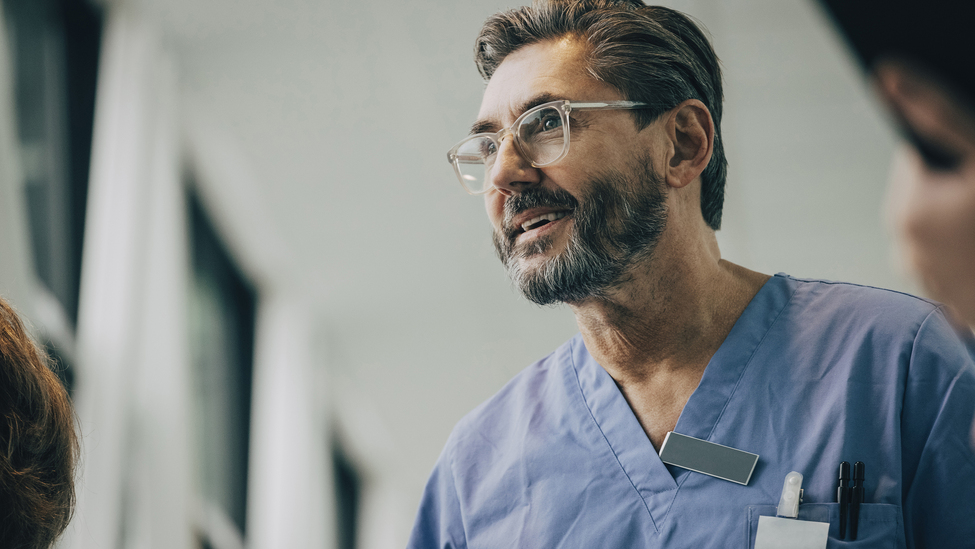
[409,1,975,547]
[0,297,78,549]
[820,0,975,330]
[881,64,975,328]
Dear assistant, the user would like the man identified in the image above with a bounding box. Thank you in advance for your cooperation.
[409,1,975,547]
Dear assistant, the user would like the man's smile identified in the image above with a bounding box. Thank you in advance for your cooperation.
[512,209,573,242]
[520,210,569,231]
[501,188,580,246]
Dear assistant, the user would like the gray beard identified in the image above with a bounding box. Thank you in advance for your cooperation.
[492,157,668,305]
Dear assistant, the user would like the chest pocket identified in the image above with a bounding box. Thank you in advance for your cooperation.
[745,504,902,548]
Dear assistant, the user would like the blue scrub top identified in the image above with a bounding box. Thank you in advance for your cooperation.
[409,274,975,548]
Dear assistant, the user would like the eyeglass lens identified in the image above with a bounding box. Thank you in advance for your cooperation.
[453,106,568,193]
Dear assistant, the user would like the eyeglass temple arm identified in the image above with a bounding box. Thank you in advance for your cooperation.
[566,100,649,112]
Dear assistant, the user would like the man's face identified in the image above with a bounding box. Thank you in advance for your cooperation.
[474,37,670,305]
[877,61,975,325]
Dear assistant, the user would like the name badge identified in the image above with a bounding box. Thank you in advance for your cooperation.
[657,431,759,485]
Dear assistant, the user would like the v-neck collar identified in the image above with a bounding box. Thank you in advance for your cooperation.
[565,274,797,529]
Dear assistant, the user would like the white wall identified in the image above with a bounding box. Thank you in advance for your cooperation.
[708,0,903,286]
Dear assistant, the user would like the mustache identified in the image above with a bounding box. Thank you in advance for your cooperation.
[501,187,578,237]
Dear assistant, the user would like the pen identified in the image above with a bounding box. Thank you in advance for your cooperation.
[837,461,850,538]
[850,461,865,540]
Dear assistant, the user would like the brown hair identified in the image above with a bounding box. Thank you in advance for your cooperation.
[475,0,727,230]
[0,298,78,549]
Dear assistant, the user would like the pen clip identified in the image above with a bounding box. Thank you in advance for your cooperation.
[776,471,804,518]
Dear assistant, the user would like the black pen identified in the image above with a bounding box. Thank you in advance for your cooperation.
[837,461,850,538]
[850,461,865,540]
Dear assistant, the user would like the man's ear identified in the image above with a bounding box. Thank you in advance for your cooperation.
[664,99,714,189]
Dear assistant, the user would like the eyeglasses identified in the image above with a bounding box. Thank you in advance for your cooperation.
[447,99,649,194]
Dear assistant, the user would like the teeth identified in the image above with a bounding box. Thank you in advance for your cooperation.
[521,211,568,232]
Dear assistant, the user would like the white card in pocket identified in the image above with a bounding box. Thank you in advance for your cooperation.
[754,516,828,549]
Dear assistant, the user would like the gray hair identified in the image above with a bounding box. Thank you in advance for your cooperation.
[475,0,727,230]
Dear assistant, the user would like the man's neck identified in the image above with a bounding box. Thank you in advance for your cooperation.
[569,234,769,387]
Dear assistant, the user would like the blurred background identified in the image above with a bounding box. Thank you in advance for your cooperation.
[0,0,911,547]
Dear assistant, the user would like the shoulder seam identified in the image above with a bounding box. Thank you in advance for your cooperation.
[780,275,940,308]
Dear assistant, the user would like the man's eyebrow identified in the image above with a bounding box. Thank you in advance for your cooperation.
[469,119,498,136]
[518,93,562,115]
[468,93,565,136]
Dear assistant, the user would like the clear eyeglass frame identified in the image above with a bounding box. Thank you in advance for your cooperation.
[446,99,649,195]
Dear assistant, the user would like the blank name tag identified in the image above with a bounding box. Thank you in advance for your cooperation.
[755,516,828,549]
[658,431,759,485]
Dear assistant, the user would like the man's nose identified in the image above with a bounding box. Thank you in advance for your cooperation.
[489,135,541,195]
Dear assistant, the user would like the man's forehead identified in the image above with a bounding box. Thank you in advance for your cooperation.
[474,37,613,129]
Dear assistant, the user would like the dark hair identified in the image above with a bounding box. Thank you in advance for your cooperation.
[475,0,727,230]
[820,0,975,113]
[0,298,78,549]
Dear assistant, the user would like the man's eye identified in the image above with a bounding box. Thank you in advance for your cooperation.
[479,140,497,158]
[541,115,563,132]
